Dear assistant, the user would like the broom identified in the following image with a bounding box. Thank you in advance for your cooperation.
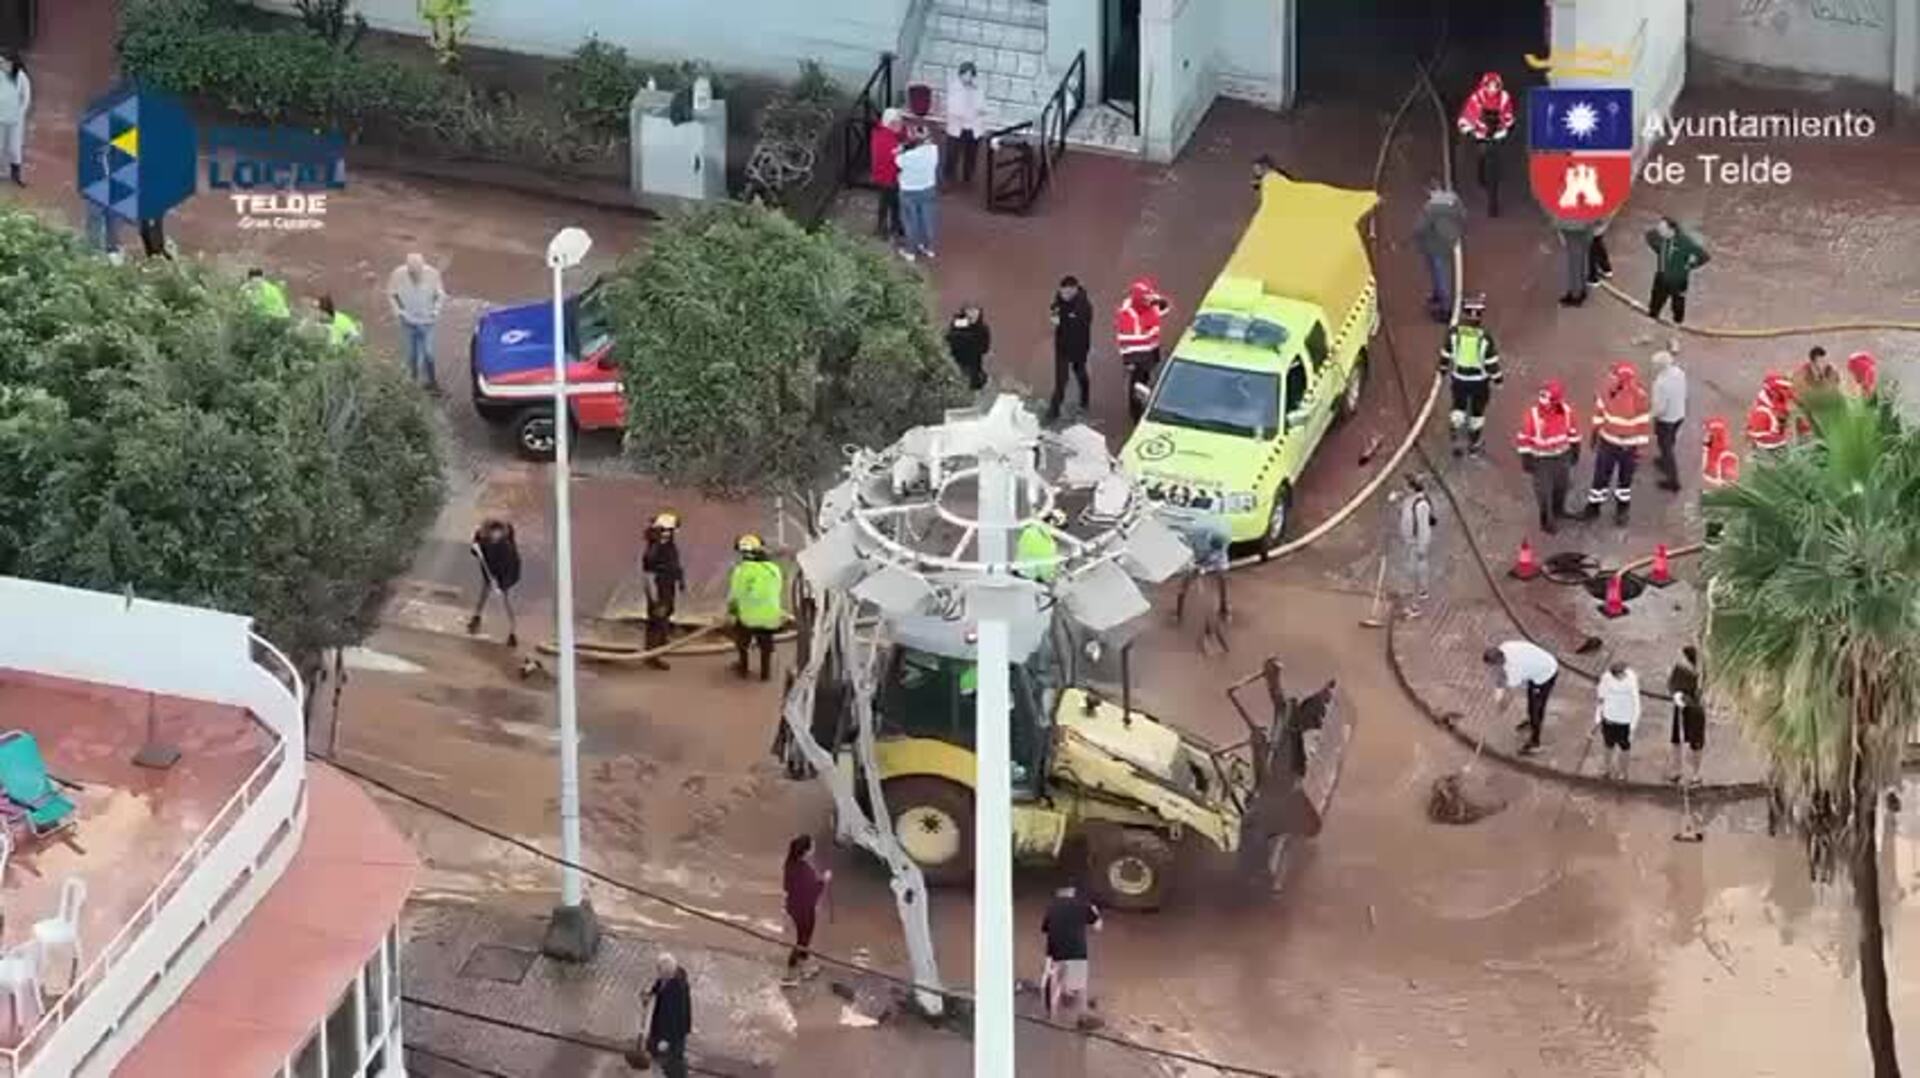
[1359,554,1389,629]
[1673,777,1704,843]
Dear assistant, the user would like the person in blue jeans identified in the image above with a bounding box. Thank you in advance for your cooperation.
[1412,178,1465,322]
[895,126,940,262]
[387,252,447,391]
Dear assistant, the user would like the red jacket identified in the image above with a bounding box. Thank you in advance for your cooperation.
[1593,364,1653,448]
[1702,418,1740,487]
[1114,279,1169,357]
[870,124,900,186]
[1457,73,1515,140]
[1746,375,1794,450]
[1516,384,1578,457]
[1847,351,1879,397]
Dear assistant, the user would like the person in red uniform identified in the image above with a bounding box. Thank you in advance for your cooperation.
[1700,416,1740,545]
[1515,379,1580,534]
[869,108,904,241]
[1456,71,1515,217]
[1846,351,1879,398]
[1745,373,1794,453]
[1114,277,1172,423]
[1586,362,1653,525]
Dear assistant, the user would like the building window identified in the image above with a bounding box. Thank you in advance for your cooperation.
[367,943,390,1045]
[325,985,362,1077]
[293,1029,322,1078]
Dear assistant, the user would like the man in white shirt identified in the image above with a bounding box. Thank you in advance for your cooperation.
[1484,639,1559,755]
[388,252,447,391]
[895,127,940,262]
[943,62,986,189]
[1593,660,1641,781]
[1650,350,1687,492]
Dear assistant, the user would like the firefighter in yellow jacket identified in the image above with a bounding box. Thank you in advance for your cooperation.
[727,534,785,681]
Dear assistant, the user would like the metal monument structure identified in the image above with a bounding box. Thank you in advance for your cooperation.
[781,395,1190,1074]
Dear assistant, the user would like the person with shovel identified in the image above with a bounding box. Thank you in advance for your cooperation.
[1485,639,1558,756]
[1667,645,1707,786]
[1594,660,1642,782]
[781,834,832,986]
[466,518,521,648]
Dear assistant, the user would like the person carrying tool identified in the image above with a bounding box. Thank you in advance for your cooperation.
[1700,416,1740,545]
[1585,362,1652,525]
[466,518,521,648]
[1594,660,1641,782]
[1745,373,1795,453]
[1455,71,1514,217]
[1485,639,1559,756]
[641,512,685,671]
[1114,277,1172,423]
[1515,380,1580,534]
[1440,293,1502,456]
[727,534,784,681]
[1667,645,1707,787]
[1015,508,1064,582]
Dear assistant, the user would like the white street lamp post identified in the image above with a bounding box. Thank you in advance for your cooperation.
[973,449,1018,1078]
[541,226,601,962]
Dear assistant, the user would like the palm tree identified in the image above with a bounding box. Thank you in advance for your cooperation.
[1703,387,1916,1077]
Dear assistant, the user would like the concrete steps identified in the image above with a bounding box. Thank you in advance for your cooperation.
[909,0,1051,134]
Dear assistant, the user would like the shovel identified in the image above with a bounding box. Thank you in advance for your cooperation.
[1359,554,1390,629]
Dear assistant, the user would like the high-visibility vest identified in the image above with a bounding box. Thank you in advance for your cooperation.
[1746,398,1789,450]
[1443,325,1497,381]
[249,279,291,319]
[1014,523,1057,581]
[959,664,978,695]
[329,311,362,346]
[728,559,785,629]
[1516,402,1577,457]
[1702,445,1740,487]
[1594,381,1653,447]
[1114,296,1164,356]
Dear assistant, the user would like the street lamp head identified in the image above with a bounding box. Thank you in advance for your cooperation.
[546,227,593,269]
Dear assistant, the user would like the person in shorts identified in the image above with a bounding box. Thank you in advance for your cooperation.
[1040,883,1102,1024]
[1667,645,1707,786]
[1594,660,1641,782]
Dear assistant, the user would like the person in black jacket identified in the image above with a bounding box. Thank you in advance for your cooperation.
[643,954,693,1078]
[1046,276,1093,423]
[466,518,520,647]
[640,512,685,671]
[946,304,990,391]
[1668,645,1707,786]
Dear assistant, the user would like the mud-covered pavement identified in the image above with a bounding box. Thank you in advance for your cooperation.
[348,578,1920,1076]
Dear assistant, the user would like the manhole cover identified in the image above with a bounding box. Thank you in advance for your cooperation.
[458,944,537,985]
[1583,571,1648,602]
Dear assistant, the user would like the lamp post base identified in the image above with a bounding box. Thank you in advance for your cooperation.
[541,900,602,963]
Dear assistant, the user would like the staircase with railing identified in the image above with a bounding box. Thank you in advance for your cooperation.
[981,49,1086,215]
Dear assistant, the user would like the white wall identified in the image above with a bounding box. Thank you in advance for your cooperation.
[1141,0,1220,161]
[1551,0,1688,162]
[256,0,911,85]
[1691,0,1906,87]
[1215,0,1286,107]
[1048,0,1104,105]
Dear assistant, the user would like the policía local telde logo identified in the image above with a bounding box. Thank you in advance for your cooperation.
[79,83,347,231]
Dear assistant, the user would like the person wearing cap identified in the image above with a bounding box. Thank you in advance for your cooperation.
[1114,278,1172,423]
[1015,509,1064,583]
[870,108,905,241]
[1585,362,1652,525]
[1455,71,1514,216]
[1515,380,1580,534]
[1649,350,1687,492]
[641,513,685,671]
[1439,293,1501,456]
[1701,416,1740,545]
[727,534,784,681]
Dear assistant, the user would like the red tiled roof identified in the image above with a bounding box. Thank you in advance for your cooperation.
[111,765,417,1077]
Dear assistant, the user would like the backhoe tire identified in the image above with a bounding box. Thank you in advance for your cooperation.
[1085,827,1175,911]
[883,777,975,886]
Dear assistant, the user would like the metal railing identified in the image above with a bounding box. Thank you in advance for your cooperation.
[840,52,896,193]
[0,635,307,1076]
[982,50,1087,215]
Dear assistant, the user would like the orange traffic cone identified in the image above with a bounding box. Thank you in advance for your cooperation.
[1598,572,1629,618]
[1648,544,1673,588]
[1510,539,1540,581]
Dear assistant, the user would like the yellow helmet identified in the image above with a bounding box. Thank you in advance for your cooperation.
[1042,508,1068,527]
[736,533,765,553]
[652,512,679,530]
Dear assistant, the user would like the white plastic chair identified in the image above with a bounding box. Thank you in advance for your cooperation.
[32,877,86,998]
[0,939,42,1044]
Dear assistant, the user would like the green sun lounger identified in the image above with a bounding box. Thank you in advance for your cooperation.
[0,732,76,835]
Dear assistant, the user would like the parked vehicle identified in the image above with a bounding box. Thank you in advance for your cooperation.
[1121,175,1381,553]
[469,280,625,460]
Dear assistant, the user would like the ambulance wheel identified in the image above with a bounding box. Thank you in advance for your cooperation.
[1259,485,1294,559]
[1337,348,1369,421]
[884,777,974,886]
[513,406,558,461]
[1085,826,1173,911]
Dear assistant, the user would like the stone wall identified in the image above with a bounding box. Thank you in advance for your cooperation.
[1689,0,1919,99]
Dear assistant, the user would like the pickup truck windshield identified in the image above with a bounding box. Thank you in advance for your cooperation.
[1146,359,1281,440]
[571,284,613,357]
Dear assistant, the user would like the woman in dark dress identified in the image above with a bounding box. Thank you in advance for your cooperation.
[781,835,830,985]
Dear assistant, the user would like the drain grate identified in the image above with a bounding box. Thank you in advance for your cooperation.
[458,944,538,985]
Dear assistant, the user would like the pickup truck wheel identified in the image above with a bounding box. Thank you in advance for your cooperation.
[884,777,974,886]
[1258,485,1293,559]
[1336,348,1369,421]
[1085,827,1174,911]
[513,407,558,461]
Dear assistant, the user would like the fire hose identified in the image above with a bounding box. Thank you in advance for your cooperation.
[1598,279,1920,338]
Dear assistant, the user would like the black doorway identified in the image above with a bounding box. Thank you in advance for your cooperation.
[0,0,36,52]
[1101,0,1141,134]
[1291,0,1548,107]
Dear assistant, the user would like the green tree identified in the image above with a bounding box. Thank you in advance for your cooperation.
[604,202,965,512]
[0,210,443,675]
[1703,388,1916,1077]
